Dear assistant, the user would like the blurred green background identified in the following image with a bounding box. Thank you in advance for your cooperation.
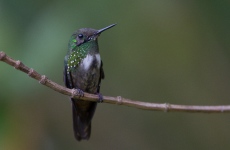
[1,0,230,150]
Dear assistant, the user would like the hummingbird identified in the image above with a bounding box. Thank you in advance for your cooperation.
[63,24,116,141]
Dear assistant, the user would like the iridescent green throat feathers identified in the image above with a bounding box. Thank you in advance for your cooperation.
[63,24,116,141]
[67,40,98,73]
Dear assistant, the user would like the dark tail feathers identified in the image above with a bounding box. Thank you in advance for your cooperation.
[71,99,97,141]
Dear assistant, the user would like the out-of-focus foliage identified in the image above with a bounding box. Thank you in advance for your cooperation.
[1,1,230,150]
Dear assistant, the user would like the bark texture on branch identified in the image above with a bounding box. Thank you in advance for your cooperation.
[1,51,230,113]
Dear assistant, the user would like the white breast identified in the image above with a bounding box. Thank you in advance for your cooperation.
[95,54,101,68]
[82,54,101,71]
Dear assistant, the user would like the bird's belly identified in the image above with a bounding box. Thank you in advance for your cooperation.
[71,54,101,93]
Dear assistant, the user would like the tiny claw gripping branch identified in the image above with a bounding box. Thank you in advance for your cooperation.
[71,88,84,98]
[97,93,103,103]
[77,89,84,97]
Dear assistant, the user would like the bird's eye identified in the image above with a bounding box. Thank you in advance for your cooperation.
[78,34,83,39]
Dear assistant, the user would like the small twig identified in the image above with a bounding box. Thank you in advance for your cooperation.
[1,51,230,113]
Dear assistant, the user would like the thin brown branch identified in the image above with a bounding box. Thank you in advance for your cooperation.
[1,51,230,113]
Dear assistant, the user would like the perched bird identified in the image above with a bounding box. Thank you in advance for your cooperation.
[63,24,116,141]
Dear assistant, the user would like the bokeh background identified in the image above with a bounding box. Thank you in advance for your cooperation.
[1,0,230,150]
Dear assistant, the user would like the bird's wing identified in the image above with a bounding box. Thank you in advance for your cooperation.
[63,55,73,89]
[97,60,105,93]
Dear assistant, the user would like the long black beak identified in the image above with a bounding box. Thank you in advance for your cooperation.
[95,24,116,35]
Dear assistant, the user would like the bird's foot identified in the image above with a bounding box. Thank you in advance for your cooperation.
[76,88,84,97]
[97,93,103,103]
